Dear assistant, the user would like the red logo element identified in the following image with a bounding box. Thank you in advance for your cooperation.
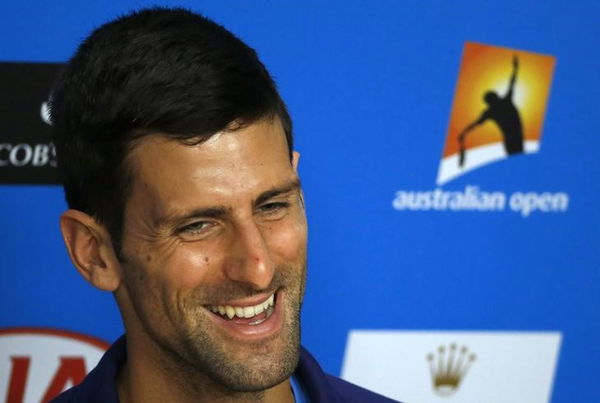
[0,327,109,403]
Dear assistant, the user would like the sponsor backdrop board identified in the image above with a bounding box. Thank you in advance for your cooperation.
[0,1,598,402]
[342,331,562,403]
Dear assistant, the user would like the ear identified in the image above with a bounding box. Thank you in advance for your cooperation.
[59,209,122,292]
[292,151,300,172]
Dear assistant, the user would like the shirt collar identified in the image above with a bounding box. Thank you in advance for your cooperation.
[62,336,338,403]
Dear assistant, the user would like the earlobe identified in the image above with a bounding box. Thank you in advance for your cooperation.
[60,210,121,292]
[292,151,300,171]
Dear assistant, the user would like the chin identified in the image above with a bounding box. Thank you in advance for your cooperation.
[193,326,301,393]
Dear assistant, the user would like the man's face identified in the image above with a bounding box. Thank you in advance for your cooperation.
[116,118,307,392]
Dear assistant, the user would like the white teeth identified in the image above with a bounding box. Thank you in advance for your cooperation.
[263,294,274,312]
[210,294,275,320]
[242,306,253,318]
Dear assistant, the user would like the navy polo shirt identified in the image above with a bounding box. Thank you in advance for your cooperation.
[51,335,399,402]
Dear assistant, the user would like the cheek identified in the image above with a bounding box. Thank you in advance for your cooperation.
[161,243,217,289]
[267,219,308,263]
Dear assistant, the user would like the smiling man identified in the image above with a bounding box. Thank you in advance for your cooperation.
[50,7,396,403]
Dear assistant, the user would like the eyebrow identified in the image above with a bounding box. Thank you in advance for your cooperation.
[157,178,302,228]
[255,178,301,206]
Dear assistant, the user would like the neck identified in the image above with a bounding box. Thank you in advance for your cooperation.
[117,336,295,403]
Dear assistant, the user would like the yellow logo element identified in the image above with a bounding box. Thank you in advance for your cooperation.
[437,42,555,185]
[427,343,476,396]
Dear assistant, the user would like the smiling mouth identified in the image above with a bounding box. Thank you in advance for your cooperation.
[206,294,275,326]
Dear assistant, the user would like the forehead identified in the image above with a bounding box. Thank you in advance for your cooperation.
[124,118,294,217]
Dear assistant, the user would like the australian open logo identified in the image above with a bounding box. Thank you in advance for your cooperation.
[437,42,554,184]
[393,42,569,217]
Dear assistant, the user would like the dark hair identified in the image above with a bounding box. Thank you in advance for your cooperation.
[50,7,292,253]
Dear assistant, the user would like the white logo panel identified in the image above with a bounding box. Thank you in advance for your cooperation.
[341,330,561,403]
[0,329,108,403]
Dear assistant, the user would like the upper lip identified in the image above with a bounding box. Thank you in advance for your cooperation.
[206,291,276,308]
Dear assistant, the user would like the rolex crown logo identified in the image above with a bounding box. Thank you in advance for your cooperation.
[426,343,476,396]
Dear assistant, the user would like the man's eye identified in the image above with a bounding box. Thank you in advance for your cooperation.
[179,221,211,234]
[259,202,289,215]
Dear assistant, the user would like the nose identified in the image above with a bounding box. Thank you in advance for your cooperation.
[223,219,275,290]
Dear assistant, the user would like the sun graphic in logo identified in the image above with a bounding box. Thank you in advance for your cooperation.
[437,42,555,185]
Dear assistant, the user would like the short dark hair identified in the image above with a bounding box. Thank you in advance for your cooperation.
[50,7,292,253]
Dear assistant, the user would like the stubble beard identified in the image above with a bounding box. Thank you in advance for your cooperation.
[155,264,306,395]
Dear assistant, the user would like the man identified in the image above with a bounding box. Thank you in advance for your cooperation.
[458,55,523,167]
[50,7,396,403]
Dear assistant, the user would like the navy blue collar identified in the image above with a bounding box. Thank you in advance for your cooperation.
[53,335,341,402]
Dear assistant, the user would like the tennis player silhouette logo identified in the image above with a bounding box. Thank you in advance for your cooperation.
[436,42,555,185]
[458,56,522,167]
